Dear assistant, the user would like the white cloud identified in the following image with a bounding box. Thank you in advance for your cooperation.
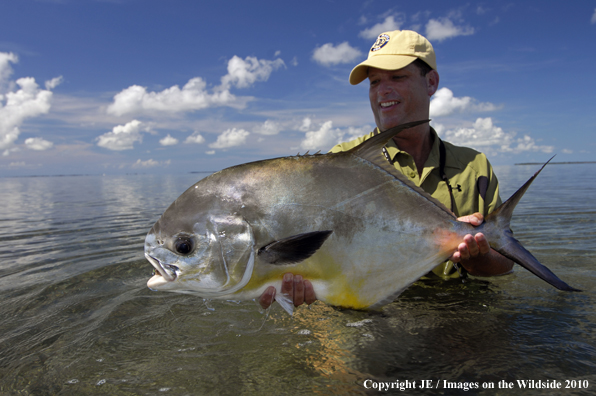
[24,137,53,151]
[205,150,215,155]
[359,16,403,40]
[0,52,18,90]
[209,128,250,149]
[592,9,596,24]
[45,76,63,90]
[220,56,285,89]
[253,120,281,135]
[106,78,237,116]
[425,18,474,42]
[221,56,285,89]
[430,88,499,117]
[184,131,205,144]
[132,158,171,169]
[107,55,284,117]
[312,42,362,66]
[300,120,339,151]
[159,134,178,146]
[0,52,60,155]
[436,117,554,154]
[96,119,149,151]
[298,117,312,132]
[299,120,372,151]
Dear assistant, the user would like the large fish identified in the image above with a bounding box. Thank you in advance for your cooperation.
[145,120,578,314]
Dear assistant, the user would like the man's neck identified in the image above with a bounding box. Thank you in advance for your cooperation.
[391,124,433,176]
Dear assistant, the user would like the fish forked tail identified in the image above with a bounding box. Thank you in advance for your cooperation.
[482,157,580,292]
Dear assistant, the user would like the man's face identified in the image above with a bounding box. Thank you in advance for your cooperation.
[368,63,438,131]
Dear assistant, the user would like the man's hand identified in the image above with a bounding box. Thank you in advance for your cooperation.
[450,213,490,263]
[450,212,514,276]
[258,273,317,310]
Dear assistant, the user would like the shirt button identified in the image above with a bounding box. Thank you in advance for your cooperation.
[409,172,416,178]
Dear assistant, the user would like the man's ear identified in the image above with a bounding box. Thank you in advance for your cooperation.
[426,69,440,96]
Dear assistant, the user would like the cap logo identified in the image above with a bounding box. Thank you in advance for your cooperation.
[371,34,390,52]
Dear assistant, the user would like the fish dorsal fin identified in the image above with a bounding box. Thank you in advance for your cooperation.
[258,230,333,265]
[348,119,430,159]
[348,119,456,218]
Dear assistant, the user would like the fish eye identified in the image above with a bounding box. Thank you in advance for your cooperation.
[174,236,194,255]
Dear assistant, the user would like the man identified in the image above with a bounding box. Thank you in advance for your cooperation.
[259,30,513,309]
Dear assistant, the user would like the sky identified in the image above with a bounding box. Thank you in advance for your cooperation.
[1,0,595,177]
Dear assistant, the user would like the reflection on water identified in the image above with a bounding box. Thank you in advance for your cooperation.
[0,166,595,395]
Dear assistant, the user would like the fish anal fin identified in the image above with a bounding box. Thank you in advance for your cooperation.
[258,230,333,265]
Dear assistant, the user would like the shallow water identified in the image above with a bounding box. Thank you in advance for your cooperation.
[0,165,594,395]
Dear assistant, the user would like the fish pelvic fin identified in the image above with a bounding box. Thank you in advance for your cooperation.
[274,293,294,316]
[483,156,580,292]
[258,230,333,265]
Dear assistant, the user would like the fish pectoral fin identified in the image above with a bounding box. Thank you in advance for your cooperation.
[257,230,333,265]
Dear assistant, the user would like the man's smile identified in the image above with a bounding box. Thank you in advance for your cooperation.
[380,100,399,108]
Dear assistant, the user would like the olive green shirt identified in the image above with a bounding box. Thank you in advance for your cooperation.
[330,127,502,278]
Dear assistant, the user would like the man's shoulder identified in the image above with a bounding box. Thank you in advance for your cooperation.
[329,130,377,153]
[441,139,492,173]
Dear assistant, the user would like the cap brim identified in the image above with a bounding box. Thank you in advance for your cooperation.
[349,55,418,85]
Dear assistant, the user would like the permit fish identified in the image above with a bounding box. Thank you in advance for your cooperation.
[145,119,578,315]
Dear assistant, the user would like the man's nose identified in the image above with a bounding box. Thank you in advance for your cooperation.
[378,80,394,96]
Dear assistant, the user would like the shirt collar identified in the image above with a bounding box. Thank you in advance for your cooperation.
[381,127,462,170]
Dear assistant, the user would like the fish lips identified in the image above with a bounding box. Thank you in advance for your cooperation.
[145,253,179,287]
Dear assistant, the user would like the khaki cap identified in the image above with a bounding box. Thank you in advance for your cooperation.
[349,30,437,85]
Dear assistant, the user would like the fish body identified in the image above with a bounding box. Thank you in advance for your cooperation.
[145,120,577,313]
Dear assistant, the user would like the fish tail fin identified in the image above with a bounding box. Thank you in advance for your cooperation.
[483,156,580,292]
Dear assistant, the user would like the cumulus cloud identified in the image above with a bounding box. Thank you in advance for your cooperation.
[107,56,284,117]
[312,42,362,66]
[0,52,18,89]
[220,56,285,90]
[132,158,171,169]
[106,78,235,116]
[359,16,403,40]
[96,119,150,151]
[184,131,205,144]
[209,128,250,149]
[430,88,499,117]
[25,137,53,151]
[298,117,312,132]
[159,134,178,146]
[253,120,281,135]
[0,52,62,155]
[45,76,63,90]
[425,18,474,42]
[299,119,373,151]
[436,117,554,154]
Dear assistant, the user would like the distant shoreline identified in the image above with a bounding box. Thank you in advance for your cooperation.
[515,161,596,165]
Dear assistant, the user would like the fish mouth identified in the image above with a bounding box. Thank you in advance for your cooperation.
[145,253,179,282]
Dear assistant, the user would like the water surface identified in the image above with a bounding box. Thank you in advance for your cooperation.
[0,165,594,395]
